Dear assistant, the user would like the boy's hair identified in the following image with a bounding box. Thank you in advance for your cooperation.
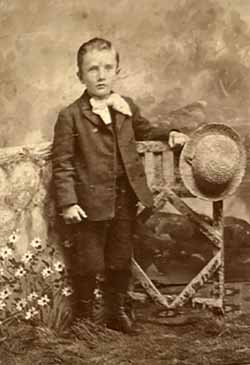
[77,37,120,70]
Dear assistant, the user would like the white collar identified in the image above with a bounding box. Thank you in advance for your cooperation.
[89,93,132,125]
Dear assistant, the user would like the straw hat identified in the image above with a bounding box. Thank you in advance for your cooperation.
[179,123,246,201]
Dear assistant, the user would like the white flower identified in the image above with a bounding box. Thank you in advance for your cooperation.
[27,291,39,302]
[15,266,27,278]
[30,237,42,249]
[94,288,102,300]
[0,267,4,276]
[41,267,53,278]
[25,306,39,320]
[37,294,50,307]
[16,298,27,311]
[0,247,13,259]
[0,287,12,300]
[63,239,73,248]
[62,286,73,297]
[21,251,33,264]
[54,261,65,273]
[0,301,6,311]
[8,232,19,244]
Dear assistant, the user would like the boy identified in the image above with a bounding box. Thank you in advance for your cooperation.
[52,37,187,334]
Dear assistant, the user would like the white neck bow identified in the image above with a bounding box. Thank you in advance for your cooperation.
[89,93,132,125]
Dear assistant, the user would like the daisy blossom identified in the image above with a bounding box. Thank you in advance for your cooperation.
[0,287,12,300]
[25,307,39,320]
[62,286,73,297]
[54,261,65,273]
[16,298,27,311]
[94,288,102,300]
[8,232,19,244]
[63,239,73,248]
[30,237,42,250]
[41,267,53,278]
[37,294,50,307]
[21,251,34,264]
[27,291,39,302]
[15,266,27,278]
[0,247,13,259]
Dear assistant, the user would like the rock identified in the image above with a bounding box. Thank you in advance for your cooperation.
[134,211,250,282]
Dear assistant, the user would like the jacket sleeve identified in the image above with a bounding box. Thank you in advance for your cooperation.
[129,100,179,141]
[52,109,78,210]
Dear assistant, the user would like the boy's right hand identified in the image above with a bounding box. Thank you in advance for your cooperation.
[62,204,87,224]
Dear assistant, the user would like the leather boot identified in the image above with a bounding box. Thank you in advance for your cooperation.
[105,291,140,335]
[104,269,140,335]
[72,275,96,321]
[79,299,94,320]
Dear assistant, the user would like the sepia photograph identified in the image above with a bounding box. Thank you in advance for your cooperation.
[1,1,250,364]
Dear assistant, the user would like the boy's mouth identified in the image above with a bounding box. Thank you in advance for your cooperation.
[96,84,107,89]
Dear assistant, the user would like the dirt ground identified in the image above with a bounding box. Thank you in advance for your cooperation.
[1,302,250,365]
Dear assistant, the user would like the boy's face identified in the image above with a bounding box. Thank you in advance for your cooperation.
[78,48,119,99]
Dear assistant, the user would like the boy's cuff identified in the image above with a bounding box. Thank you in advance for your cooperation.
[168,130,180,141]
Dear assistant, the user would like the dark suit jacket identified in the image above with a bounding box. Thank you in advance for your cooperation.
[52,91,177,220]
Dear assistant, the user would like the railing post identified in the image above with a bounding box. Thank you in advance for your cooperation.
[212,200,224,311]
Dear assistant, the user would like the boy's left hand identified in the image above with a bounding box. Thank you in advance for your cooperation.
[168,131,189,149]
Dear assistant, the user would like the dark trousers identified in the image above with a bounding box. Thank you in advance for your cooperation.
[73,218,134,276]
[61,177,138,308]
[73,177,137,276]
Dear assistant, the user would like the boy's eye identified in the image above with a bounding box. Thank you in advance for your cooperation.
[105,64,115,71]
[87,64,115,73]
[88,66,98,72]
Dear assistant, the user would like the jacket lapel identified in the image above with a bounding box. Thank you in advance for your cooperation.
[113,110,128,133]
[78,90,130,131]
[79,91,101,127]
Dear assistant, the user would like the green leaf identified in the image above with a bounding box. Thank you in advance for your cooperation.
[41,260,50,267]
[1,275,9,282]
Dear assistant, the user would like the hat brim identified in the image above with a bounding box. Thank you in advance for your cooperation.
[179,123,247,201]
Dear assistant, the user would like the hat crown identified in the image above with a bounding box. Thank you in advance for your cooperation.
[179,123,246,201]
[192,135,240,186]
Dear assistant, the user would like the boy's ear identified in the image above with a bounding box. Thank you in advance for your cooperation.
[77,70,84,84]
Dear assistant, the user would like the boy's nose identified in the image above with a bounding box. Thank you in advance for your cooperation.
[97,68,106,80]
